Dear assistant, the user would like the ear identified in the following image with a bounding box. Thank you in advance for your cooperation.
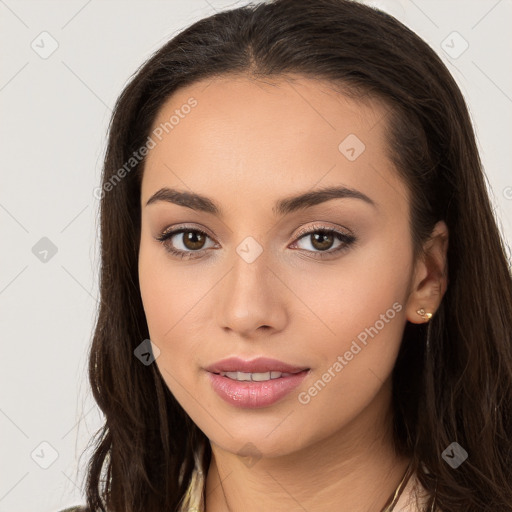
[405,220,449,324]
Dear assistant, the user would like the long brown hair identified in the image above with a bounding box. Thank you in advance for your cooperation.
[83,1,512,510]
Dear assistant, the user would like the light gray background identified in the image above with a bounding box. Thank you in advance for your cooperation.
[1,1,511,511]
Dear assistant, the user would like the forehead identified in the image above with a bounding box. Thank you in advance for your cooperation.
[147,73,388,152]
[141,74,408,214]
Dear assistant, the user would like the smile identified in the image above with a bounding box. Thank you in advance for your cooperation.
[218,371,294,381]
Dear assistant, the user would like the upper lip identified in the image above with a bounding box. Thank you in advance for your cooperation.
[205,357,309,374]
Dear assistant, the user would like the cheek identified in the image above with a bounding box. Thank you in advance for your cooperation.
[282,279,408,450]
[138,241,209,342]
[139,246,173,339]
[138,258,198,417]
[290,232,411,342]
[289,237,411,399]
[138,243,214,396]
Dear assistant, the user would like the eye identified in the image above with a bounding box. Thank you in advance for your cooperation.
[156,226,217,259]
[290,224,356,259]
[155,223,356,260]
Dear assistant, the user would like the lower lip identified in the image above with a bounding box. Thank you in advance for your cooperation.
[207,370,309,409]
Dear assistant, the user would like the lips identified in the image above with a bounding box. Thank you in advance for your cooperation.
[204,357,309,374]
[204,357,310,408]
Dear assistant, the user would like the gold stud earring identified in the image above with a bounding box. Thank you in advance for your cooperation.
[416,308,432,321]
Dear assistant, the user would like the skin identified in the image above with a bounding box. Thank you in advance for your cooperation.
[138,74,449,512]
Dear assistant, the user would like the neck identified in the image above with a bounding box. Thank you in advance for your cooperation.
[204,379,411,512]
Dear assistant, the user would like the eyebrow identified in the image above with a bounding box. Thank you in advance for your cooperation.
[145,185,377,216]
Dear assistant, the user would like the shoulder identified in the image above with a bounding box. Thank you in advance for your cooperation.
[56,507,87,512]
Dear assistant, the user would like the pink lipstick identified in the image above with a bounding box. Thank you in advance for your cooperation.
[205,357,310,409]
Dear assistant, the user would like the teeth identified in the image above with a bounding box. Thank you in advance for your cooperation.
[220,371,293,381]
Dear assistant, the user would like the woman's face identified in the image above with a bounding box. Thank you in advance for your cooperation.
[138,75,422,458]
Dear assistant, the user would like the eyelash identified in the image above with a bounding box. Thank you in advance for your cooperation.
[155,223,356,260]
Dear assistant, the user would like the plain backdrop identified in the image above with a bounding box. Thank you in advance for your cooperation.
[1,1,511,511]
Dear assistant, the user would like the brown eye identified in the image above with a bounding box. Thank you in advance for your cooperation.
[156,227,217,258]
[309,232,335,251]
[291,226,356,259]
[181,230,207,250]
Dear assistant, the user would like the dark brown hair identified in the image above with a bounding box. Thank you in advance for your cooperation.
[82,1,512,510]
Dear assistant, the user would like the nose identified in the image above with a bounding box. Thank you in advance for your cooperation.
[216,248,288,339]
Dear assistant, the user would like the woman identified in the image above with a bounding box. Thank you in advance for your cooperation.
[61,0,512,510]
